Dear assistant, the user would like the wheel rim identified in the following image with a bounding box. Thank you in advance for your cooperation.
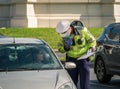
[96,59,105,80]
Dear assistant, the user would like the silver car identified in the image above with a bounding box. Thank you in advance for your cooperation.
[0,37,76,89]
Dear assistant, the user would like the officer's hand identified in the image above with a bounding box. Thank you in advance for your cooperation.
[89,47,95,52]
[64,43,70,51]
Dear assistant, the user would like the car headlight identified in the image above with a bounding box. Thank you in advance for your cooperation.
[58,82,76,89]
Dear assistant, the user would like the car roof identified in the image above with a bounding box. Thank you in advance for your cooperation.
[0,37,44,44]
[105,23,120,32]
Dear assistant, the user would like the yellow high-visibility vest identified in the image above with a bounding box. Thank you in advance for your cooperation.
[58,27,96,59]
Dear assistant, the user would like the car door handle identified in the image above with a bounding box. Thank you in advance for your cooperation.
[115,45,120,48]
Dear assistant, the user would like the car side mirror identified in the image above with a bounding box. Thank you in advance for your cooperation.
[64,62,76,69]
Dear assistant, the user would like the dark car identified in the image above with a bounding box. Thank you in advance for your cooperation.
[94,23,120,83]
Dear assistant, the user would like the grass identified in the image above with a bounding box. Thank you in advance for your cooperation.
[0,27,104,49]
[88,27,104,39]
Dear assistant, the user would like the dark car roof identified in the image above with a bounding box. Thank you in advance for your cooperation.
[97,23,120,41]
[105,23,120,33]
[0,38,44,44]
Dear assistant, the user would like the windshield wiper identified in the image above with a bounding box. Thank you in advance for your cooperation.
[0,68,6,71]
[0,68,37,72]
[16,67,36,70]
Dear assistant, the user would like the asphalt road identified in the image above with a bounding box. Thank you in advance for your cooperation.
[76,68,120,89]
[90,68,120,89]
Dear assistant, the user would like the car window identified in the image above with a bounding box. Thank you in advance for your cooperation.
[108,28,120,42]
[0,44,62,71]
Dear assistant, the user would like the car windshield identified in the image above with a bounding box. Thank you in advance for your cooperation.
[0,44,62,71]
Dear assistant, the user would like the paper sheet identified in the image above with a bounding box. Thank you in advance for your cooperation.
[77,52,95,60]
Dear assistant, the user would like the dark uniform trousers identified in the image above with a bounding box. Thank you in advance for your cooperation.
[66,57,90,89]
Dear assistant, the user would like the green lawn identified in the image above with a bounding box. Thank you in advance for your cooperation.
[0,27,104,49]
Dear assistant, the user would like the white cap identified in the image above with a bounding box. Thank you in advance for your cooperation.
[56,20,70,34]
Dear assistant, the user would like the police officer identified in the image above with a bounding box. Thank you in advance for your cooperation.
[56,20,96,89]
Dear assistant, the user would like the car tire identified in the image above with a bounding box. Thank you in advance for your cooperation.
[95,57,112,83]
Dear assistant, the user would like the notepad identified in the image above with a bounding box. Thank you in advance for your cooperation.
[77,52,95,60]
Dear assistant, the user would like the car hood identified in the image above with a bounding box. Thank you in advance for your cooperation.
[0,69,72,89]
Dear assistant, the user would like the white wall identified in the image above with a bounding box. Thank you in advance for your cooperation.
[0,0,119,28]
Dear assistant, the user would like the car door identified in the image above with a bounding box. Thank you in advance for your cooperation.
[105,27,120,72]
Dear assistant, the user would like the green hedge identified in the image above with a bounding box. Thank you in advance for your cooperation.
[0,28,103,49]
